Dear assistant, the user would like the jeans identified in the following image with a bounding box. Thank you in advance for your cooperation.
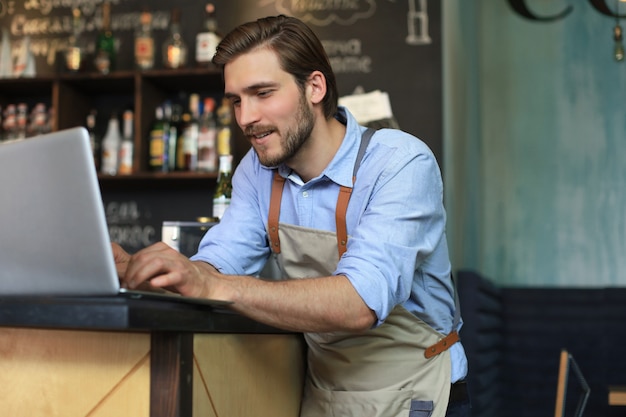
[445,397,471,417]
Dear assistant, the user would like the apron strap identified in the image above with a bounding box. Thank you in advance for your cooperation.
[424,330,460,359]
[335,186,352,256]
[268,128,376,257]
[268,172,285,254]
[335,128,376,258]
[424,274,463,358]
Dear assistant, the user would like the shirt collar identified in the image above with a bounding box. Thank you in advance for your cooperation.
[322,106,364,188]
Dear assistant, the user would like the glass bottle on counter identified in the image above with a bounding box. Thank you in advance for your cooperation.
[94,1,116,74]
[101,112,121,175]
[118,110,134,175]
[162,8,187,69]
[212,154,233,219]
[134,9,155,70]
[195,3,221,66]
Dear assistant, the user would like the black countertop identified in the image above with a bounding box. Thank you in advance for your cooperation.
[0,295,286,334]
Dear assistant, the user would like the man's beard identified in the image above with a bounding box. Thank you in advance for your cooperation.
[249,93,315,168]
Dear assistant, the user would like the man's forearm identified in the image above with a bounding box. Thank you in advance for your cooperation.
[197,262,375,333]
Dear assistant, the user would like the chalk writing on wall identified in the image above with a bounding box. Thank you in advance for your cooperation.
[105,200,157,250]
[0,0,169,67]
[260,0,431,45]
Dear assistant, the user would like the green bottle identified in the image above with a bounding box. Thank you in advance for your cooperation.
[94,1,116,74]
[212,154,233,219]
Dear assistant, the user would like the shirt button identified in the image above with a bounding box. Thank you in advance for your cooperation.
[302,191,309,198]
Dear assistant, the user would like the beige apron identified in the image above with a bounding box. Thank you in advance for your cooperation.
[265,130,458,417]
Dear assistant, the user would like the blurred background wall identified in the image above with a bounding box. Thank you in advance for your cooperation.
[444,0,626,287]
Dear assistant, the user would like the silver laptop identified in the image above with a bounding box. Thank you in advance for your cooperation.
[0,127,230,307]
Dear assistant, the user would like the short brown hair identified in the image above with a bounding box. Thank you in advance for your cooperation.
[213,15,338,119]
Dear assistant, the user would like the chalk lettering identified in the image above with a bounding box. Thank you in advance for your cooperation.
[9,10,169,37]
[329,55,371,73]
[108,224,157,248]
[20,0,123,17]
[273,0,376,26]
[0,0,15,17]
[106,201,142,224]
[11,14,74,36]
[290,0,360,12]
[406,0,431,45]
[322,39,361,56]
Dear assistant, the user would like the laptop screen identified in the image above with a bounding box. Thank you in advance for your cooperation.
[0,127,121,296]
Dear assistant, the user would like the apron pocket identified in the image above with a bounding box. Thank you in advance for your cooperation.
[302,383,414,417]
[409,400,434,417]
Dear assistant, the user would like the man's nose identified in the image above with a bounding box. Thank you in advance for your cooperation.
[237,98,261,128]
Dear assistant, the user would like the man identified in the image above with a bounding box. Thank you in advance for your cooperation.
[114,15,469,417]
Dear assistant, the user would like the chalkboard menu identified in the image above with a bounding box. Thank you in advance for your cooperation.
[1,0,441,253]
[0,0,441,154]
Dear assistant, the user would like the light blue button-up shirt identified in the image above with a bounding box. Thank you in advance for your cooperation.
[191,107,467,382]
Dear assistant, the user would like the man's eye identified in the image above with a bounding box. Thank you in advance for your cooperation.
[258,90,272,97]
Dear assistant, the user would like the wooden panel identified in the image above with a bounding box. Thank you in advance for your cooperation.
[150,332,193,417]
[608,386,626,406]
[0,327,150,417]
[193,333,306,417]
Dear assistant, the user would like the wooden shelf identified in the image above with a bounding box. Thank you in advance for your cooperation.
[98,171,218,189]
[4,69,237,188]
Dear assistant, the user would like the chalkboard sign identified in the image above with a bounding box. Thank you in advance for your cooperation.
[103,187,214,253]
[0,0,441,155]
[1,0,442,253]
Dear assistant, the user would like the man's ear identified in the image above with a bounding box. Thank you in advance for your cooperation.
[306,71,327,105]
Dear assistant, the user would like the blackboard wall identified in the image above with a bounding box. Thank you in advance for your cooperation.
[1,0,442,253]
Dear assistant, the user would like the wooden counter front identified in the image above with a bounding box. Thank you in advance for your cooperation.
[0,297,305,417]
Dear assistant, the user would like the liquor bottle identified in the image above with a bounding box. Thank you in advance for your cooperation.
[29,102,48,137]
[212,154,233,219]
[65,8,84,72]
[195,3,221,66]
[216,97,232,156]
[164,102,180,172]
[94,1,116,74]
[15,103,28,140]
[86,110,100,171]
[197,97,218,172]
[162,8,187,69]
[181,94,200,171]
[176,112,190,171]
[101,112,121,175]
[149,106,169,172]
[118,110,134,175]
[134,9,154,70]
[2,104,16,141]
[46,106,56,133]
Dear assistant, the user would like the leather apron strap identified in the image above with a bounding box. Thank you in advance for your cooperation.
[268,173,285,254]
[268,128,376,258]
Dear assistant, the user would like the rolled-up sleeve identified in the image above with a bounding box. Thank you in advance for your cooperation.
[334,137,447,327]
